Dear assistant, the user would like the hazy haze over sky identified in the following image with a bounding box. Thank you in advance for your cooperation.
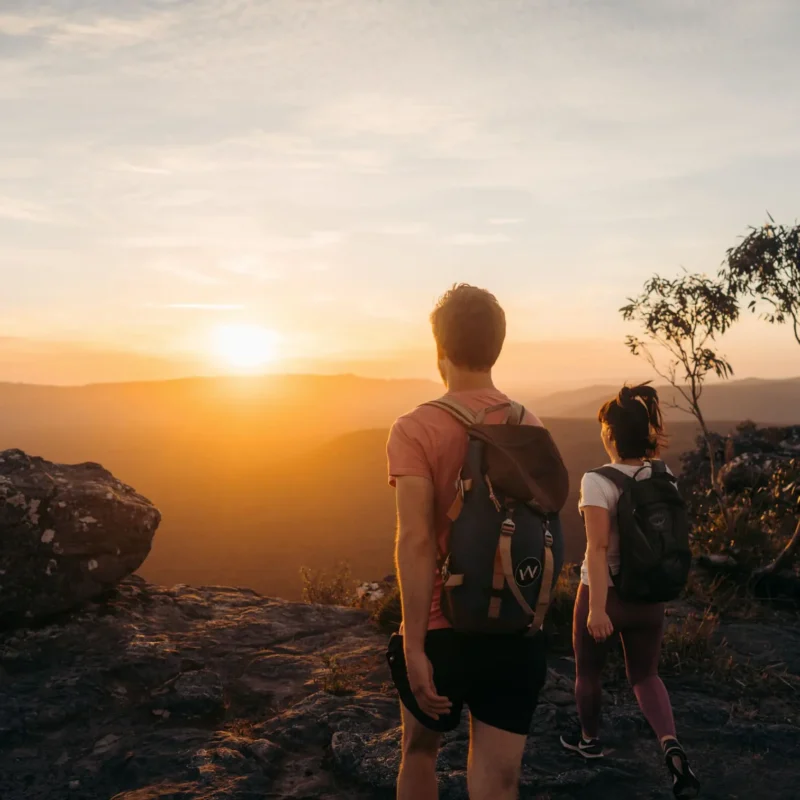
[1,0,799,383]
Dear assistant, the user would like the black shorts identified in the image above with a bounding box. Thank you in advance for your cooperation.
[386,628,548,735]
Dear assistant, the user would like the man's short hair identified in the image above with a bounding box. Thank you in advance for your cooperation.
[430,284,506,371]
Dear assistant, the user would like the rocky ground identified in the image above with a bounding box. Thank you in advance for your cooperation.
[1,577,798,800]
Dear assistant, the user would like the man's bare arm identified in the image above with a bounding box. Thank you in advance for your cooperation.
[394,475,436,653]
[394,474,451,718]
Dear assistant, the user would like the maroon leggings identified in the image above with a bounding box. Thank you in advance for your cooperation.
[573,582,676,740]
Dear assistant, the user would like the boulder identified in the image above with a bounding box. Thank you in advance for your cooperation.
[680,424,800,494]
[0,449,161,625]
[717,452,780,494]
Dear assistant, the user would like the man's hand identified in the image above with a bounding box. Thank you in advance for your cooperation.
[587,607,614,642]
[405,647,452,720]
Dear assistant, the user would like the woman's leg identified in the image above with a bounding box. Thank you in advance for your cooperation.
[614,595,700,797]
[573,583,609,739]
[618,603,676,741]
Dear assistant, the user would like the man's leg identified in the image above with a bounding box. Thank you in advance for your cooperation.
[397,702,442,800]
[467,716,527,800]
[464,629,547,800]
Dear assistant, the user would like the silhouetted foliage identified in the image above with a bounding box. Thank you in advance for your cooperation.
[722,219,800,573]
[621,272,739,526]
[723,218,800,346]
[680,423,800,591]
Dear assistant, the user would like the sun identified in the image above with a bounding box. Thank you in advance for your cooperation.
[211,323,281,370]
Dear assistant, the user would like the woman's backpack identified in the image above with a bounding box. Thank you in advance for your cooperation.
[590,461,691,603]
[426,397,569,635]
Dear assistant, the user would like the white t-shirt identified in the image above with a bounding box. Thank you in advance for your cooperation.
[579,462,674,587]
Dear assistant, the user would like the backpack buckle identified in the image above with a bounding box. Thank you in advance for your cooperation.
[544,531,554,547]
[501,518,516,536]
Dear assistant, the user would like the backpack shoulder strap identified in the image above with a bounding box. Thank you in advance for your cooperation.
[649,459,678,484]
[508,401,526,425]
[590,466,629,491]
[426,397,525,427]
[424,397,476,428]
[474,401,510,424]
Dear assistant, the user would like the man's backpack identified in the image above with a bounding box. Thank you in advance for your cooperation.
[590,461,691,603]
[426,397,569,635]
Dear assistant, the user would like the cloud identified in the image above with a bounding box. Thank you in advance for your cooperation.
[0,8,176,49]
[310,92,471,139]
[111,230,348,251]
[371,224,428,237]
[110,162,172,176]
[218,256,283,283]
[2,0,800,363]
[152,264,224,286]
[443,233,512,246]
[159,304,245,310]
[0,12,59,36]
[0,196,55,223]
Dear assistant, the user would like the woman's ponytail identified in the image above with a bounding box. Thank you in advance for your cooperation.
[599,382,666,459]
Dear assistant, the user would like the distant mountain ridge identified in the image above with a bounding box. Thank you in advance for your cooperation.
[0,370,786,599]
[528,377,800,425]
[0,373,441,439]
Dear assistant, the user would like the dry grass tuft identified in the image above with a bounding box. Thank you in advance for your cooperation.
[318,654,360,696]
[299,562,359,607]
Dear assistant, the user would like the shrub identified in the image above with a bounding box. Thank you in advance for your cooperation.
[661,608,732,678]
[318,654,359,696]
[371,584,402,634]
[691,460,800,571]
[299,562,358,606]
[683,572,753,617]
[681,426,800,575]
[544,565,578,654]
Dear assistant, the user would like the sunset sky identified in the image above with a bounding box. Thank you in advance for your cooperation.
[2,0,799,385]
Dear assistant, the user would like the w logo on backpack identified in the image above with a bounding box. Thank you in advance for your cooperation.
[515,558,542,588]
[424,396,569,635]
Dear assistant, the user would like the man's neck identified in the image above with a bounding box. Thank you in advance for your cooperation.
[446,370,496,393]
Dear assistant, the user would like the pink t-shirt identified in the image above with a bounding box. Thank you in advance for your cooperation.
[386,388,543,630]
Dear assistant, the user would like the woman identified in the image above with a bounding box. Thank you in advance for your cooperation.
[560,384,700,799]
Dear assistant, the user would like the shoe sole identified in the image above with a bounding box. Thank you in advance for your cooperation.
[560,736,604,759]
[674,782,700,799]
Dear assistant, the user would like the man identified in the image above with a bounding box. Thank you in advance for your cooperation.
[386,284,549,800]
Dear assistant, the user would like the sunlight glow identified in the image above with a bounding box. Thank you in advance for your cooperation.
[211,324,281,370]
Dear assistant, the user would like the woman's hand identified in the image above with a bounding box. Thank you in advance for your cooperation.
[587,607,614,642]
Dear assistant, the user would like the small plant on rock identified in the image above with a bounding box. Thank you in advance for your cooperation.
[299,562,358,606]
[544,565,579,654]
[318,654,359,696]
[370,583,402,634]
[661,608,732,679]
